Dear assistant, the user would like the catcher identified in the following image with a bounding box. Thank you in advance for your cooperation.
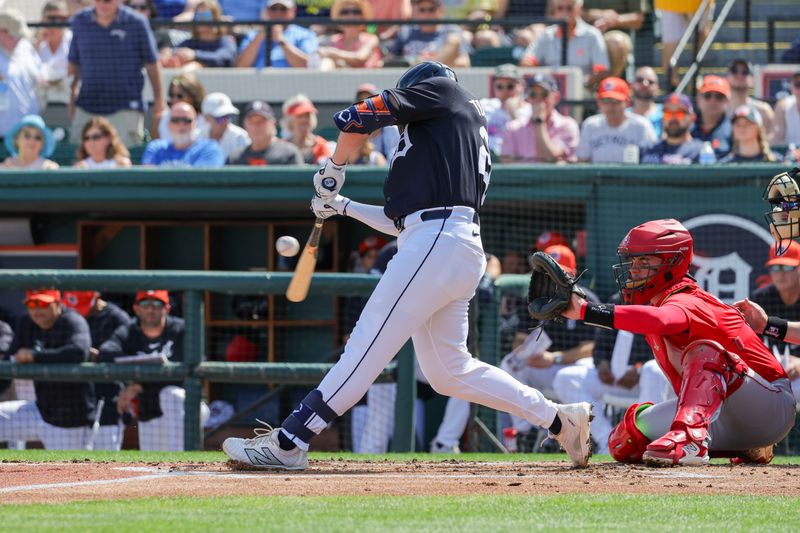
[528,218,795,466]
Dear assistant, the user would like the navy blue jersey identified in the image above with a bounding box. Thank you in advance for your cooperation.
[87,302,133,425]
[382,77,492,219]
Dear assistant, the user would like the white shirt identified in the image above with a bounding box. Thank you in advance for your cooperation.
[0,39,42,137]
[200,122,251,162]
[81,157,120,169]
[480,97,531,155]
[784,95,800,145]
[38,30,72,83]
[576,112,657,163]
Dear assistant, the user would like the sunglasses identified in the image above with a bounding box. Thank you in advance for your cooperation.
[554,4,574,12]
[729,67,750,76]
[267,4,288,11]
[494,83,516,91]
[21,132,43,141]
[212,115,233,124]
[44,15,69,22]
[84,133,107,141]
[415,6,438,13]
[137,299,166,308]
[702,92,727,101]
[339,8,362,15]
[170,116,193,125]
[25,300,52,309]
[528,89,549,99]
[634,76,657,85]
[169,91,187,100]
[768,264,797,273]
[663,110,687,120]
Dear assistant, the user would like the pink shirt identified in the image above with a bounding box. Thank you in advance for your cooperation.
[501,110,580,163]
[329,33,383,68]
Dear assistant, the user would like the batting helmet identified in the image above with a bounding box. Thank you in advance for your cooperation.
[396,61,457,89]
[613,219,693,305]
[763,168,800,255]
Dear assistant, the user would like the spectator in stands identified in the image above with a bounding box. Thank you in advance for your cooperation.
[464,2,509,52]
[68,0,166,146]
[641,93,703,164]
[351,138,388,165]
[501,73,579,163]
[719,105,776,163]
[36,1,73,90]
[235,0,320,68]
[387,0,471,68]
[317,0,382,69]
[73,117,132,168]
[496,0,548,49]
[520,0,610,87]
[0,9,43,140]
[158,72,206,141]
[368,0,412,41]
[282,95,332,165]
[691,74,732,158]
[726,59,774,136]
[577,77,657,163]
[1,115,59,170]
[62,290,132,451]
[354,83,400,160]
[784,33,800,64]
[125,0,191,55]
[219,0,263,21]
[101,290,208,451]
[582,0,647,78]
[67,1,95,17]
[481,64,530,158]
[153,0,188,18]
[629,66,662,138]
[200,93,250,162]
[230,100,304,165]
[772,71,800,147]
[142,102,225,167]
[658,0,713,88]
[162,0,237,68]
[0,290,94,450]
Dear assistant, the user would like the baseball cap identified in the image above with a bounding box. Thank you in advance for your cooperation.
[62,291,99,317]
[135,290,170,305]
[728,58,754,75]
[266,0,296,7]
[359,235,387,256]
[544,244,576,275]
[597,77,630,101]
[24,289,61,304]
[526,72,558,93]
[494,64,521,81]
[698,75,731,98]
[244,100,276,120]
[0,9,32,41]
[663,92,694,114]
[285,101,318,116]
[225,335,259,363]
[201,93,239,118]
[766,240,800,267]
[535,230,569,251]
[732,104,763,127]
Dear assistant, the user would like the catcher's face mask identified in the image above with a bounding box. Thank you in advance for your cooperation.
[764,168,800,255]
[613,252,684,305]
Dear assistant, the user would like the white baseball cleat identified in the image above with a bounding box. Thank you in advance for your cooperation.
[550,402,592,468]
[223,421,308,471]
[430,440,461,454]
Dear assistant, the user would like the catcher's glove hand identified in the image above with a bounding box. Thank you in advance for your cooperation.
[527,251,586,322]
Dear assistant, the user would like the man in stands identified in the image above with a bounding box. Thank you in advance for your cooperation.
[772,71,800,147]
[235,0,319,68]
[200,93,250,163]
[629,66,662,138]
[691,75,732,159]
[726,58,774,136]
[142,102,225,167]
[641,93,704,164]
[481,64,530,158]
[230,100,304,166]
[387,0,470,68]
[0,9,42,142]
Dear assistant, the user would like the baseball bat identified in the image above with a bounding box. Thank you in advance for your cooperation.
[286,217,325,302]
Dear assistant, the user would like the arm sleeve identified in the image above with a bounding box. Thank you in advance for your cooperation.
[141,141,158,165]
[32,315,91,364]
[345,200,401,237]
[190,37,237,67]
[607,304,689,335]
[384,78,456,124]
[98,324,129,362]
[67,19,79,64]
[194,142,225,168]
[591,31,611,70]
[140,17,159,64]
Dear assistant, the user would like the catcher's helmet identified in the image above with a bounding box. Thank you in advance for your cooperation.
[613,219,693,305]
[763,168,800,255]
[396,61,457,89]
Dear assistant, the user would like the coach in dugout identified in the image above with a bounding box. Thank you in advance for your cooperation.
[100,290,208,451]
[0,290,95,450]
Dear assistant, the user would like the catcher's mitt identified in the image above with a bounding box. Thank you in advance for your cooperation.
[527,251,586,322]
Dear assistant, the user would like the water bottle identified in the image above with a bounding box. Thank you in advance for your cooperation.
[786,143,798,165]
[698,141,716,165]
[502,427,518,453]
[622,144,640,164]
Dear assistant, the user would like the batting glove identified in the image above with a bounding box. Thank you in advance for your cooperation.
[313,159,346,200]
[311,194,350,219]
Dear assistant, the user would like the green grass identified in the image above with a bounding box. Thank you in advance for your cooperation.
[0,495,798,532]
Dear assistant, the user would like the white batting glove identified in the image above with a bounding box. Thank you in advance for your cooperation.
[313,159,346,200]
[311,194,350,219]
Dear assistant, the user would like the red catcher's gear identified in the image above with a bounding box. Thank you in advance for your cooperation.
[608,402,653,463]
[613,218,693,304]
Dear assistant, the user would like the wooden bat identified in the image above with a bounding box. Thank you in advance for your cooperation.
[286,217,325,302]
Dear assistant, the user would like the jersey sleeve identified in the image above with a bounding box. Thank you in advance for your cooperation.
[384,77,457,124]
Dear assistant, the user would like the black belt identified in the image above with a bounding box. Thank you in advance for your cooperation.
[393,208,480,232]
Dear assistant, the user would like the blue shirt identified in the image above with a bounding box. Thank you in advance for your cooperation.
[691,113,733,158]
[68,6,158,114]
[219,0,265,20]
[641,139,704,164]
[176,36,237,67]
[141,138,225,167]
[238,25,319,68]
[152,0,186,19]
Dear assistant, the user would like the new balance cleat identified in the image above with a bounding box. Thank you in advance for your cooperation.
[223,421,308,471]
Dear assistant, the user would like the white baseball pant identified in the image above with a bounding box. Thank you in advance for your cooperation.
[0,400,89,449]
[138,386,210,451]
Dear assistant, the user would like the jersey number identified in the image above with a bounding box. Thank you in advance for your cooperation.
[478,126,491,206]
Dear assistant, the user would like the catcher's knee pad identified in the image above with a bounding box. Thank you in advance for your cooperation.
[608,402,653,463]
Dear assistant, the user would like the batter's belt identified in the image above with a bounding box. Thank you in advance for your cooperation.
[393,207,480,232]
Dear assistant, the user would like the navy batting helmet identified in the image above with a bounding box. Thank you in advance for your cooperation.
[396,61,457,89]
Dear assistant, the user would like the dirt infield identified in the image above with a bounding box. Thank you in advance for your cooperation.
[1,460,798,504]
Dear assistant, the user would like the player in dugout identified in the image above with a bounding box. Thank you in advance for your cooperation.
[559,218,794,466]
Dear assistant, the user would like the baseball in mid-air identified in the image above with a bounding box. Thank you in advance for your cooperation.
[276,235,300,257]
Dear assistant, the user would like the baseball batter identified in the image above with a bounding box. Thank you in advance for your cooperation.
[562,219,795,466]
[223,61,592,469]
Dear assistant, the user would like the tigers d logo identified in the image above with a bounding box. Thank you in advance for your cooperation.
[683,214,773,303]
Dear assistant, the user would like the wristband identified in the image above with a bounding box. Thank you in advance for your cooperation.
[763,316,788,341]
[582,303,615,329]
[553,353,563,365]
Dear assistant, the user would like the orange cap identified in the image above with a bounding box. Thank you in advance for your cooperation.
[285,101,318,116]
[135,290,170,305]
[359,235,387,255]
[24,289,61,304]
[698,75,730,99]
[544,244,576,275]
[766,241,800,267]
[597,77,630,101]
[62,290,99,317]
[535,231,569,251]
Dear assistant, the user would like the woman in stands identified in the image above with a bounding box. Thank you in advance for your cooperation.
[166,0,237,68]
[720,105,777,163]
[317,0,382,69]
[282,95,333,165]
[74,117,132,169]
[1,115,59,170]
[157,72,207,141]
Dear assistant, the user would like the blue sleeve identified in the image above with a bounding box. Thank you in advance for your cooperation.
[192,141,225,167]
[141,141,161,165]
[294,28,319,54]
[138,16,159,64]
[384,77,456,124]
[189,37,237,67]
[67,16,81,64]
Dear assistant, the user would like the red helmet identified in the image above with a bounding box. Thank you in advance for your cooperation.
[613,219,693,304]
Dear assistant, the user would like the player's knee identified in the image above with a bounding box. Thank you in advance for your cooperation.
[608,402,653,463]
